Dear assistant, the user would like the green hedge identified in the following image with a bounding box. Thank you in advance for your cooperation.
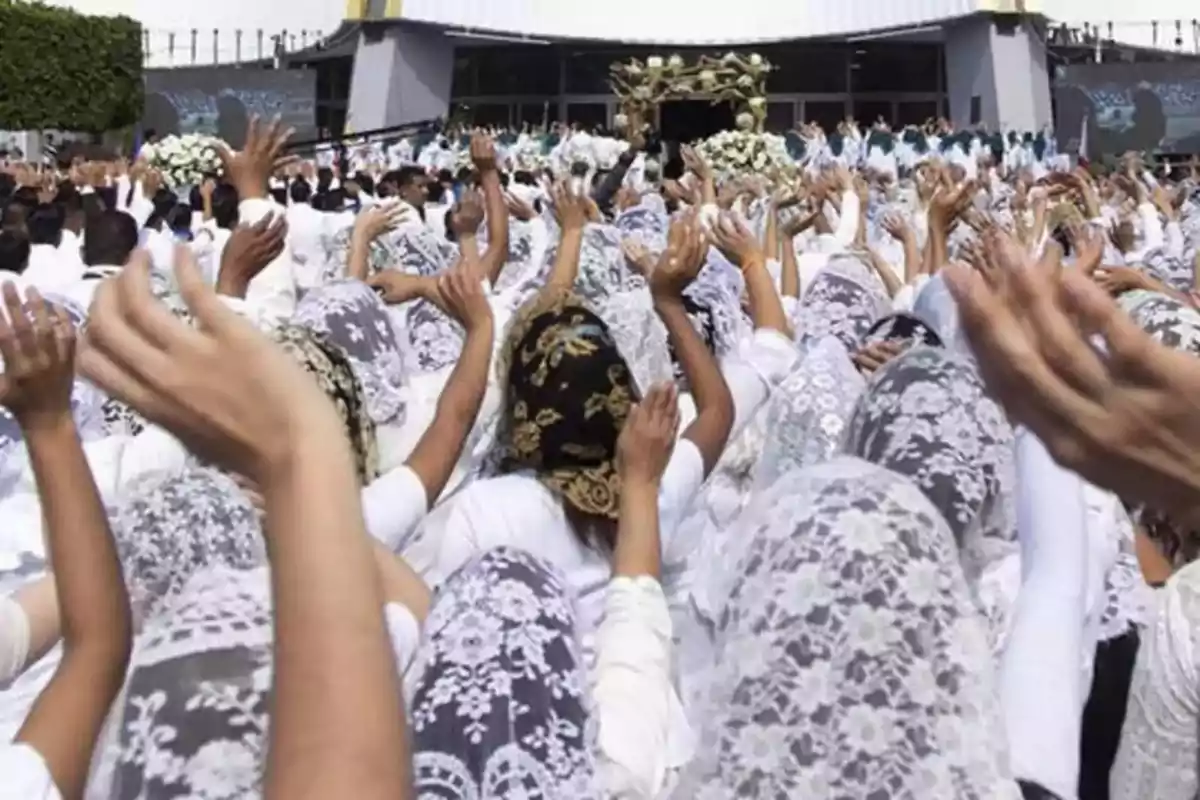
[0,0,144,132]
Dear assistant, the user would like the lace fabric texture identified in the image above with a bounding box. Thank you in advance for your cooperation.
[676,458,1019,800]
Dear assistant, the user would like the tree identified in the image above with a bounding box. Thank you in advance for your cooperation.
[0,0,144,132]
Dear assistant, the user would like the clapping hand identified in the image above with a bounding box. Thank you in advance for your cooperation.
[550,181,590,232]
[0,285,75,430]
[80,248,347,487]
[450,189,486,236]
[944,236,1200,528]
[616,382,679,487]
[708,212,764,270]
[650,211,707,297]
[218,213,288,297]
[436,263,493,334]
[353,200,413,243]
[216,116,295,200]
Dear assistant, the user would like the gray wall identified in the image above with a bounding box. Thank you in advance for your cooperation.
[347,23,454,131]
[944,14,1053,131]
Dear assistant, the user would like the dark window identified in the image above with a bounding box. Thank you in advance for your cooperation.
[765,101,795,132]
[852,100,894,127]
[468,103,511,127]
[802,100,847,130]
[564,51,614,94]
[566,103,608,129]
[451,56,474,97]
[849,44,941,93]
[517,102,557,126]
[897,100,940,127]
[970,95,982,125]
[473,46,558,96]
[764,46,847,93]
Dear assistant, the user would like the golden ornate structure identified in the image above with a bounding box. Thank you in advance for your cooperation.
[608,52,772,134]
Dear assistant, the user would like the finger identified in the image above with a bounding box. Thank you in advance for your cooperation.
[2,283,35,361]
[77,343,167,423]
[49,303,75,364]
[0,283,17,368]
[945,263,1105,439]
[174,244,242,337]
[1060,270,1163,383]
[1012,265,1110,400]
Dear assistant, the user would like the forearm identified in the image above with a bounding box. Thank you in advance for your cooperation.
[262,434,410,799]
[479,170,509,285]
[612,483,661,579]
[406,323,493,505]
[779,236,800,299]
[546,229,583,291]
[346,233,372,283]
[25,417,128,655]
[742,258,789,335]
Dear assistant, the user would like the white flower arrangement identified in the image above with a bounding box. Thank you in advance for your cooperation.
[141,133,224,191]
[695,130,794,179]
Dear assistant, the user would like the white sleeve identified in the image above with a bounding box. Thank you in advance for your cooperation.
[719,328,798,442]
[0,744,62,799]
[1000,429,1088,800]
[1165,220,1186,260]
[363,466,430,552]
[0,595,31,686]
[1137,202,1165,255]
[658,440,706,568]
[833,190,860,247]
[238,198,298,321]
[593,576,690,799]
[384,601,422,681]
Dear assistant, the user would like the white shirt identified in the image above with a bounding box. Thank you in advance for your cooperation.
[21,246,81,295]
[594,576,693,798]
[239,198,298,322]
[0,744,60,799]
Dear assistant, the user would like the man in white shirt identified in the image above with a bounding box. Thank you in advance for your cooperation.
[20,205,81,294]
[63,210,139,309]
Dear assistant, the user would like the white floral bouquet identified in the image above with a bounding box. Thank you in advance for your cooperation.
[141,133,224,191]
[695,129,794,179]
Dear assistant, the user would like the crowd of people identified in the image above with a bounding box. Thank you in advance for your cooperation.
[0,111,1199,799]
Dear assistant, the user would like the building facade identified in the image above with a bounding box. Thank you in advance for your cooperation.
[340,0,1063,135]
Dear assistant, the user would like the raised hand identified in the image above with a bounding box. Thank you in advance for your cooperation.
[550,181,590,232]
[353,200,413,243]
[650,210,707,297]
[469,132,498,173]
[616,382,679,487]
[0,285,75,429]
[216,115,295,200]
[436,263,493,333]
[449,189,485,236]
[944,246,1200,528]
[80,248,347,487]
[217,212,288,297]
[708,211,764,270]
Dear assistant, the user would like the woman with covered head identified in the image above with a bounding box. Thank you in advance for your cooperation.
[405,189,735,796]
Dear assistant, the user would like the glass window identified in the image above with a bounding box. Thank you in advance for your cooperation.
[802,99,847,130]
[472,47,558,96]
[451,56,474,97]
[566,103,608,129]
[565,51,615,94]
[765,46,847,93]
[517,102,557,127]
[852,100,894,127]
[897,100,940,127]
[468,103,511,127]
[765,101,795,132]
[849,44,941,94]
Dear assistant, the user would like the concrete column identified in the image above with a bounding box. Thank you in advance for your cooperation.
[944,13,1053,131]
[346,22,454,133]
